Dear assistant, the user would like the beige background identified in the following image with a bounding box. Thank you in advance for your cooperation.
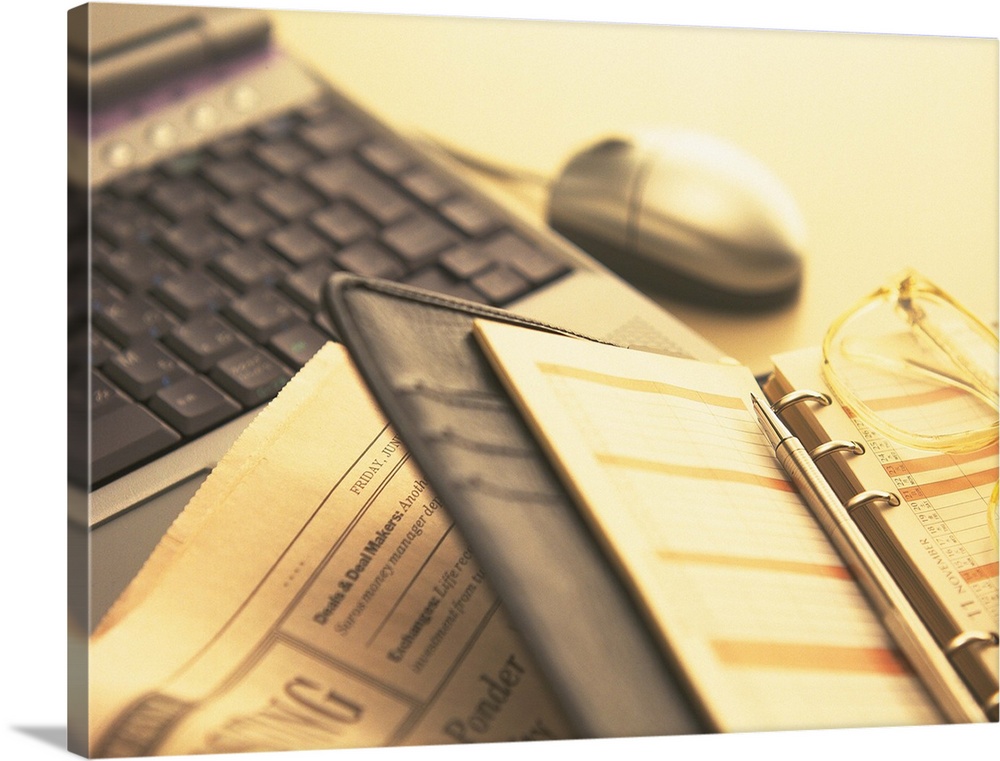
[271,10,998,373]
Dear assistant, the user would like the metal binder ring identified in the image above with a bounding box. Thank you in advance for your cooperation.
[945,630,1000,655]
[985,693,999,723]
[844,489,901,513]
[770,389,832,414]
[810,440,865,461]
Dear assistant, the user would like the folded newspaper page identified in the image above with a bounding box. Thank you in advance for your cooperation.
[88,342,572,756]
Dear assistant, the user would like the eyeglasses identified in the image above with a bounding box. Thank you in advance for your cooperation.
[821,270,999,547]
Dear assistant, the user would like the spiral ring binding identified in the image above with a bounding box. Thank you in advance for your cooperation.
[985,693,999,722]
[770,384,997,719]
[945,630,1000,655]
[810,439,865,460]
[844,489,901,513]
[770,389,832,414]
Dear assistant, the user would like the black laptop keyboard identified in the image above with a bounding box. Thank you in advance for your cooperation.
[68,95,574,488]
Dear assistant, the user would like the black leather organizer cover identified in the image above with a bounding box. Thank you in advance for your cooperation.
[323,273,703,739]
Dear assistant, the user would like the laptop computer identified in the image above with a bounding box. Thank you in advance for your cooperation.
[68,3,724,629]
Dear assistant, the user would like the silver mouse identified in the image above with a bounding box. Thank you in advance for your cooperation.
[547,130,806,309]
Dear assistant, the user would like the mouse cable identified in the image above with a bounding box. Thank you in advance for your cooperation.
[412,132,554,191]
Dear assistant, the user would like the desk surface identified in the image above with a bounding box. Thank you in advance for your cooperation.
[270,10,997,374]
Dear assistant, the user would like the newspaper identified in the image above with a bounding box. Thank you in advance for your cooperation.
[88,342,573,756]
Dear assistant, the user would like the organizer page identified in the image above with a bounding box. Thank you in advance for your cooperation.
[773,348,998,705]
[474,320,941,732]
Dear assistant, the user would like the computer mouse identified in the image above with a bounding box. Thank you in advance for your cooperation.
[547,130,806,309]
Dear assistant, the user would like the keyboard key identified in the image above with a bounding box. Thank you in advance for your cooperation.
[404,267,485,303]
[439,195,502,238]
[91,371,129,418]
[350,178,414,226]
[256,179,323,221]
[202,157,273,197]
[281,260,336,312]
[358,139,414,176]
[253,138,314,175]
[161,150,206,178]
[89,332,117,369]
[108,169,158,199]
[209,132,255,159]
[210,247,288,292]
[440,245,491,280]
[158,218,235,265]
[267,322,330,369]
[399,168,455,206]
[305,158,413,225]
[93,294,177,347]
[267,223,334,267]
[154,270,231,318]
[303,157,359,197]
[479,231,569,284]
[146,176,220,220]
[78,86,583,487]
[92,196,164,246]
[149,375,241,436]
[309,203,374,247]
[104,341,192,400]
[313,310,339,340]
[471,265,532,305]
[91,403,181,484]
[333,240,406,280]
[213,197,279,241]
[95,245,179,293]
[298,113,365,154]
[164,314,247,372]
[223,288,300,343]
[90,274,123,316]
[381,213,458,269]
[210,347,292,407]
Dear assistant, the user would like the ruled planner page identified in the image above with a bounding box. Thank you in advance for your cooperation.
[773,347,998,712]
[473,320,941,732]
[774,348,998,630]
